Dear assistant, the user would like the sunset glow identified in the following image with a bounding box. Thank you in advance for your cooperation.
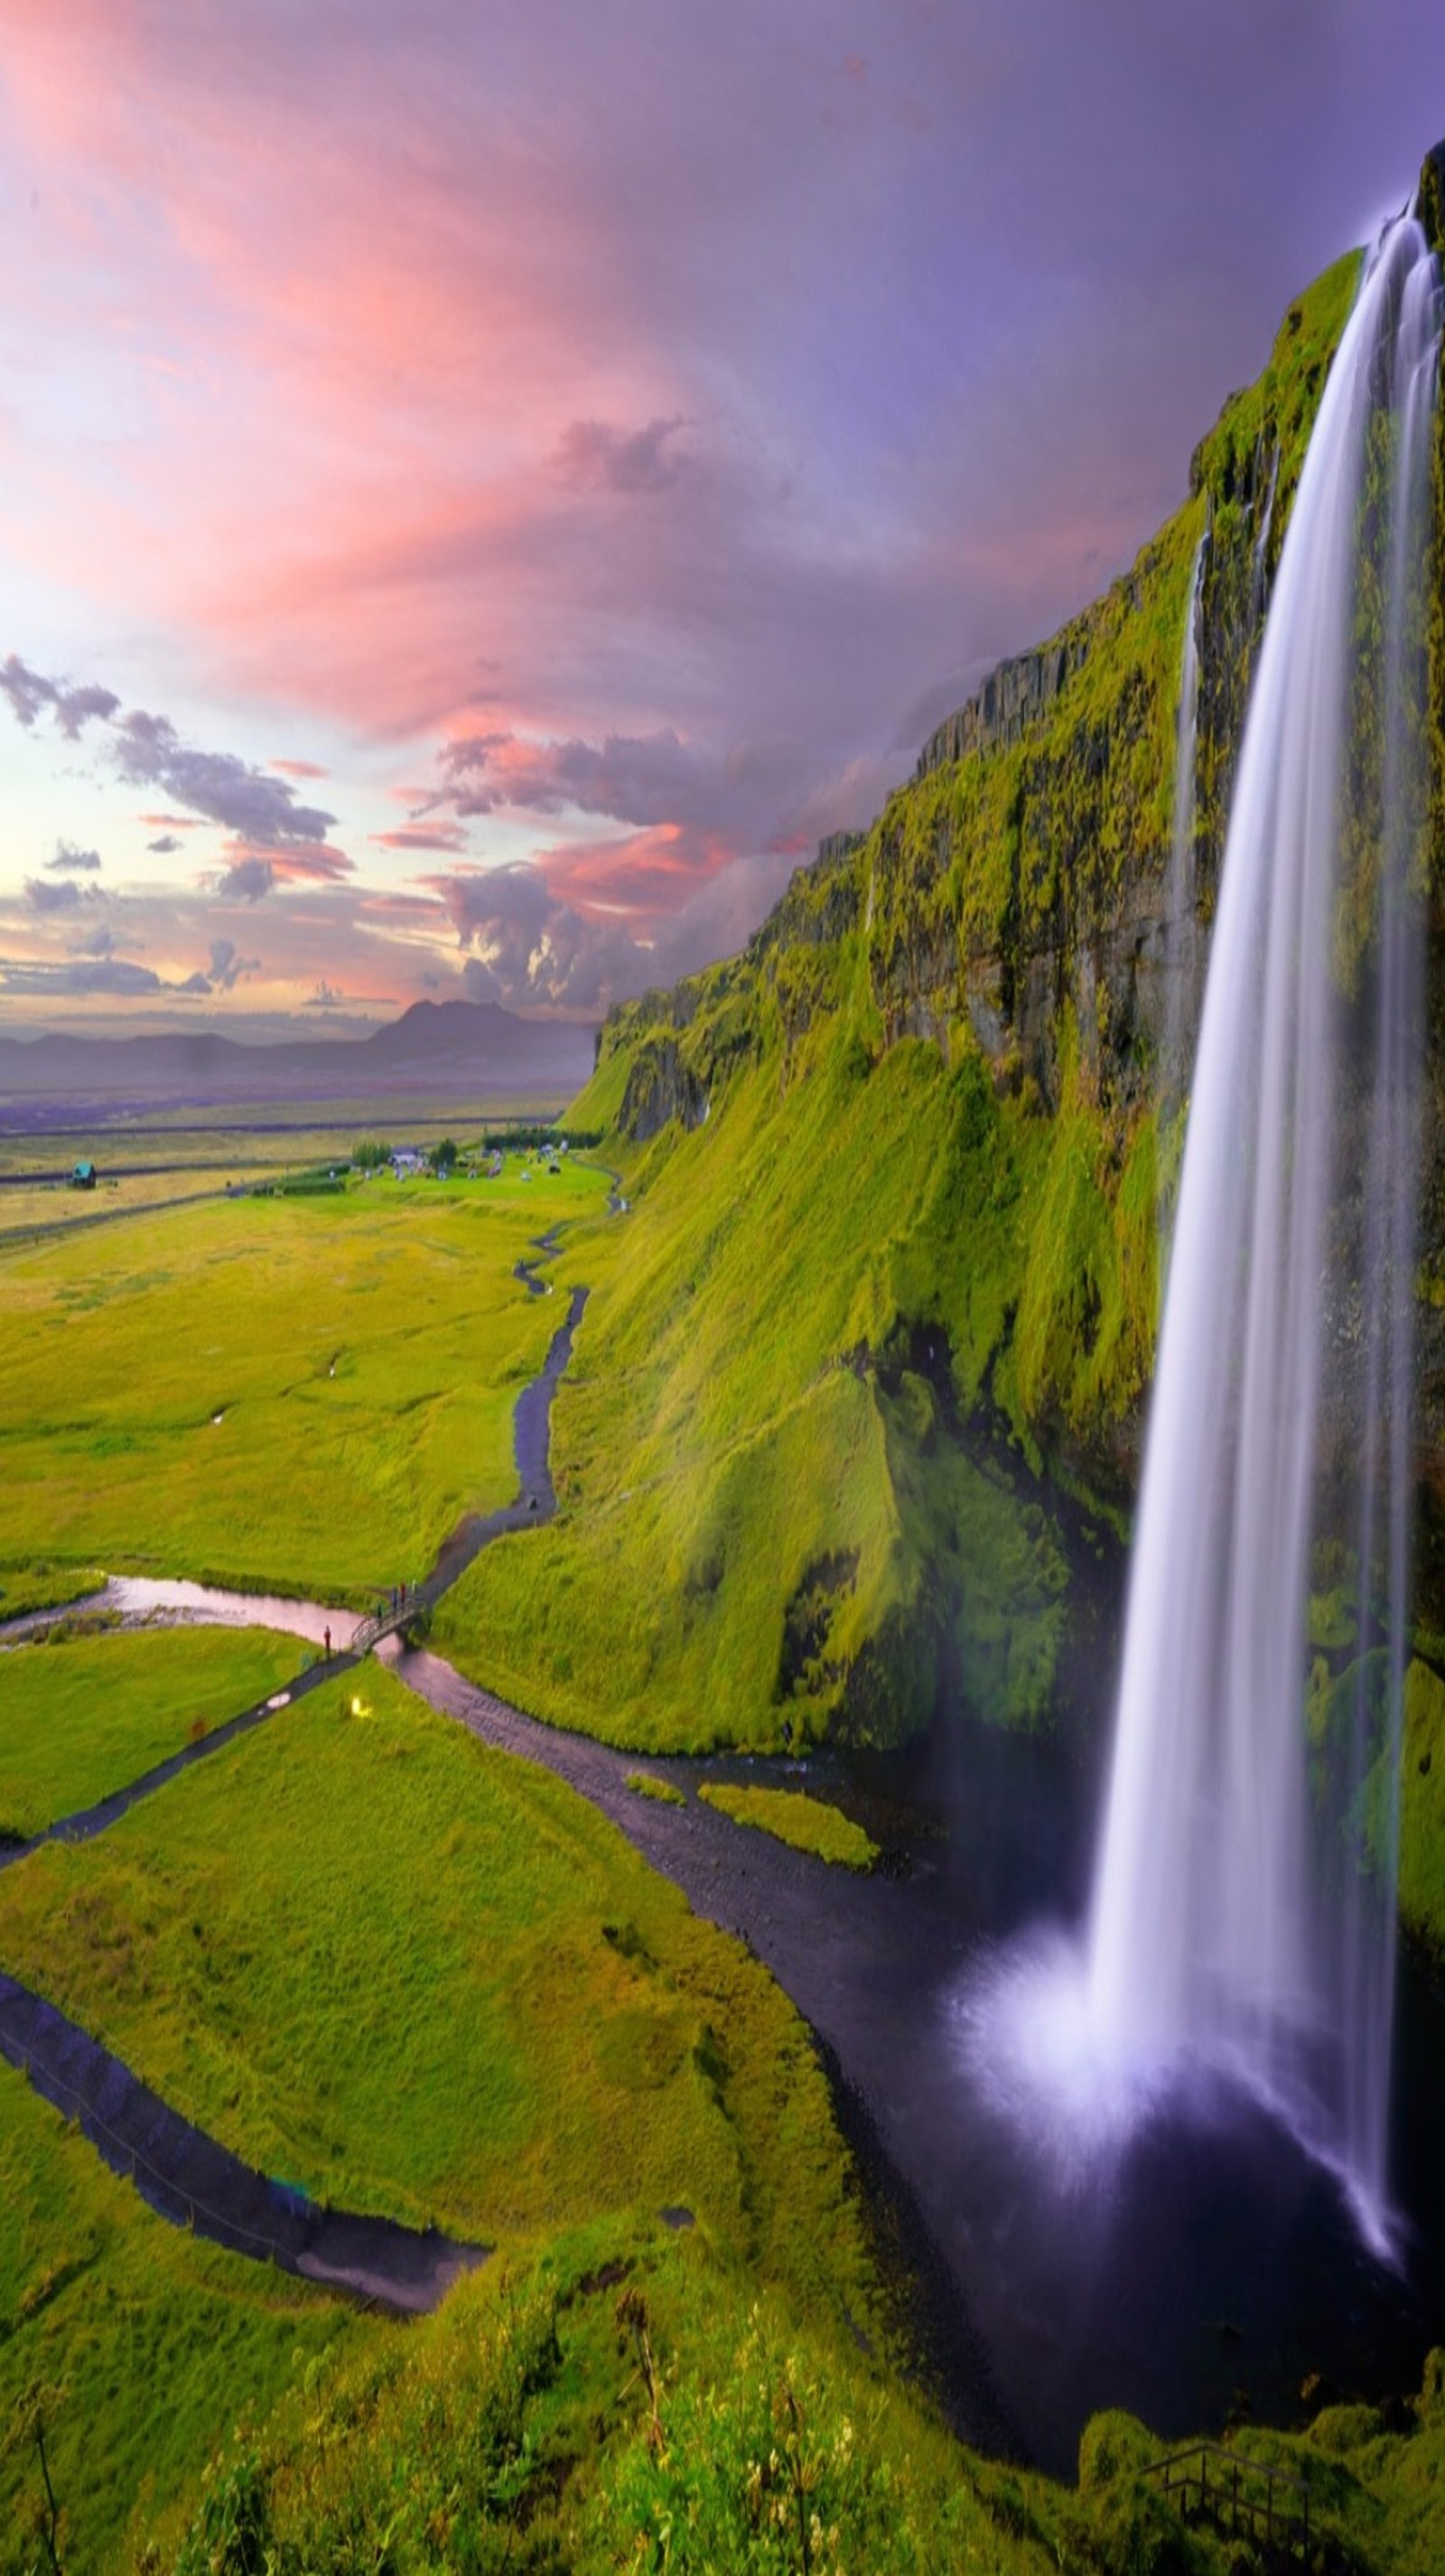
[2,1,1440,1032]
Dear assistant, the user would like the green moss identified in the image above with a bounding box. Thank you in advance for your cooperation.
[696,1779,879,1870]
[508,237,1375,1769]
[1399,1657,1445,1958]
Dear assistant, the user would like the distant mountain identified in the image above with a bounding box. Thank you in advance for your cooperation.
[0,998,597,1120]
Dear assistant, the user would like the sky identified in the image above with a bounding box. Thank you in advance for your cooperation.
[2,2,1443,1039]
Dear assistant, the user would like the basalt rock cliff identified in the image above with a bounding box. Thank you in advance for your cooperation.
[438,154,1445,1769]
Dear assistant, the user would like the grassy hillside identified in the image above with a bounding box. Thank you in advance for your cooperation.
[147,2224,1445,2574]
[433,247,1364,1759]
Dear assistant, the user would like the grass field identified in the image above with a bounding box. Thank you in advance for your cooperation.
[0,1157,613,1602]
[0,1169,270,1246]
[0,1624,302,1839]
[0,1665,874,2329]
[0,2060,361,2576]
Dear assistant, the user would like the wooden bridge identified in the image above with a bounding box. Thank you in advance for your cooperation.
[1142,2441,1317,2563]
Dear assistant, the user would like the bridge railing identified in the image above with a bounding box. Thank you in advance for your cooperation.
[1141,2441,1314,2561]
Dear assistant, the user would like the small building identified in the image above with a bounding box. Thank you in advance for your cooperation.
[71,1161,98,1190]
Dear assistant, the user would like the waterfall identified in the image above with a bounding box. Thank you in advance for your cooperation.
[1251,440,1281,623]
[1085,214,1440,2246]
[1159,527,1207,1229]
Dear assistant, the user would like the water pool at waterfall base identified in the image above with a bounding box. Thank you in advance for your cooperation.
[952,1921,1403,2274]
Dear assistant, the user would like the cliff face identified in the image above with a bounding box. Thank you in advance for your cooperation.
[443,176,1445,1760]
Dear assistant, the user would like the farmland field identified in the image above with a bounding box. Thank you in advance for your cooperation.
[0,1155,613,1601]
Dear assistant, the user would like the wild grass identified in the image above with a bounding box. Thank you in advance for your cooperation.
[0,1623,301,1839]
[696,1780,879,1870]
[0,1561,105,1626]
[0,2060,361,2576]
[152,2220,1067,2576]
[626,1770,688,1806]
[0,1667,875,2337]
[0,1162,611,1602]
[149,2215,1445,2573]
[0,1168,290,1248]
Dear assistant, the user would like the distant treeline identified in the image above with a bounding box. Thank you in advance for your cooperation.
[478,1125,604,1151]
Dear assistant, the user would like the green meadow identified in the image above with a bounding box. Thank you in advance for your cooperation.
[0,1622,301,1840]
[0,1158,611,1603]
[0,1666,873,2332]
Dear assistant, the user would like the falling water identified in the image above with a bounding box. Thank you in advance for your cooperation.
[1251,440,1281,623]
[1159,527,1207,1202]
[1084,214,1441,2245]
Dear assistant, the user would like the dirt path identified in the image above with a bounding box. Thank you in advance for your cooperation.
[0,1970,485,2310]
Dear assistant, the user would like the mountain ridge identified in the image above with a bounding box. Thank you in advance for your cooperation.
[0,995,597,1106]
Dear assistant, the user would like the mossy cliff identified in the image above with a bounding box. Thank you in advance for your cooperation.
[436,158,1445,1763]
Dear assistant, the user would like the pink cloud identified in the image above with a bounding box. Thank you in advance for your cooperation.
[538,822,736,923]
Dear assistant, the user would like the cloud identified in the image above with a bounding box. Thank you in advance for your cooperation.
[0,655,346,856]
[0,654,119,737]
[147,833,182,854]
[270,758,329,779]
[371,824,471,853]
[554,415,689,494]
[176,971,212,994]
[210,836,354,891]
[24,875,94,914]
[115,707,338,845]
[46,839,102,873]
[0,956,165,998]
[217,854,275,902]
[207,938,261,991]
[440,726,721,826]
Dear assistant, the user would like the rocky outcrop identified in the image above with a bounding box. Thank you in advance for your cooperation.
[618,1035,710,1143]
[915,635,1092,778]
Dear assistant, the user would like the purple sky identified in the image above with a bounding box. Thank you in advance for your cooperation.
[2,1,1442,1032]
